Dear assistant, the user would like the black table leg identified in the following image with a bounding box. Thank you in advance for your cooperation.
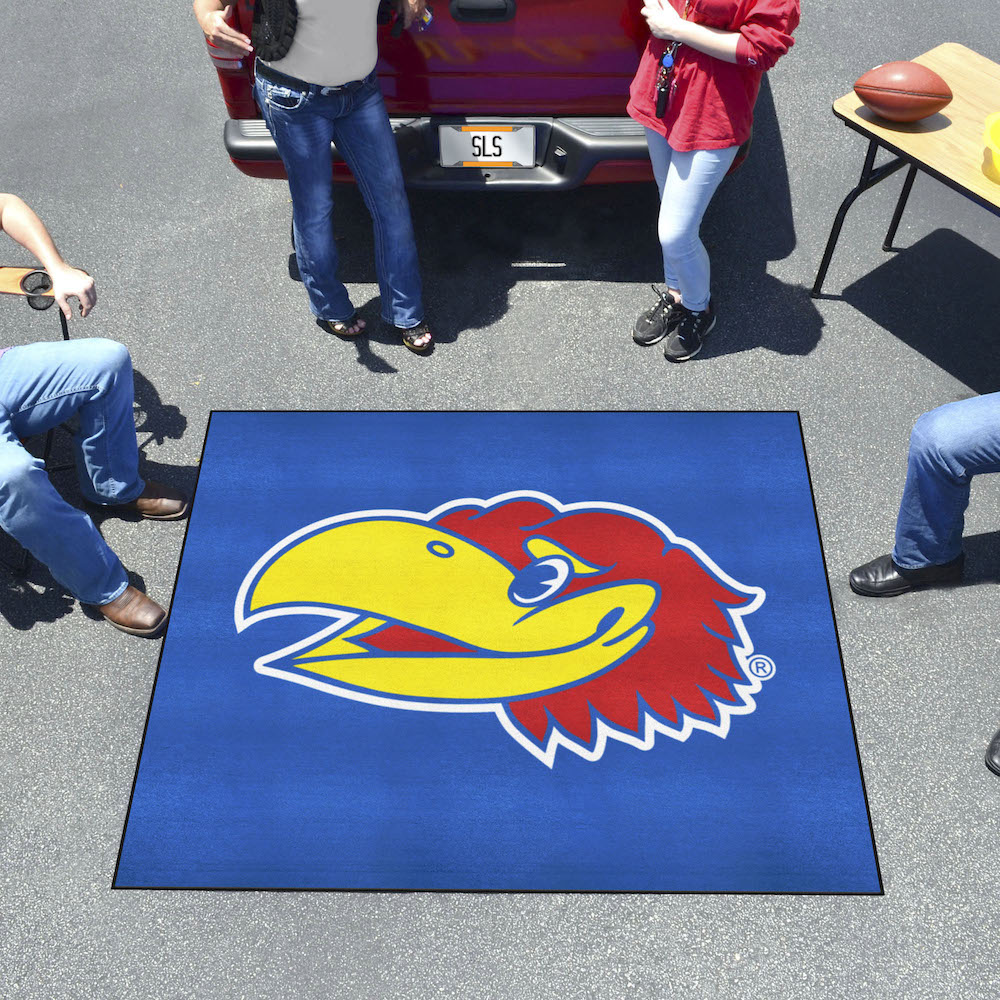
[883,164,918,251]
[811,139,909,297]
[46,303,74,474]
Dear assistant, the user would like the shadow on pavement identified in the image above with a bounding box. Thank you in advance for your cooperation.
[841,229,1000,393]
[328,308,403,374]
[964,530,1000,586]
[133,368,187,451]
[0,572,75,631]
[291,253,403,373]
[0,433,79,629]
[704,75,824,360]
[323,178,666,354]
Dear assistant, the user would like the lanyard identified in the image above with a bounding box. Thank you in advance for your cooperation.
[654,0,692,117]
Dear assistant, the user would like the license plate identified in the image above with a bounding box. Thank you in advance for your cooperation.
[438,125,535,168]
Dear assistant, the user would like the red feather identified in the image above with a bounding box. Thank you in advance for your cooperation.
[439,501,750,746]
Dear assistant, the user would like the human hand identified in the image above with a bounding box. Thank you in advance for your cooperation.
[641,0,686,42]
[50,265,96,319]
[196,3,252,57]
[396,0,428,30]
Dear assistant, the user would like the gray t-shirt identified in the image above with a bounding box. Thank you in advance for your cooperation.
[263,0,382,88]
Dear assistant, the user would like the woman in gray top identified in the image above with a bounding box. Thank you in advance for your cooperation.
[195,0,434,353]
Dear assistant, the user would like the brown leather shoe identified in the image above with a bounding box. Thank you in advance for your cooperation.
[114,480,189,520]
[98,586,167,637]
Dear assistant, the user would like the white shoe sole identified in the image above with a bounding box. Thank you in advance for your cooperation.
[664,316,716,363]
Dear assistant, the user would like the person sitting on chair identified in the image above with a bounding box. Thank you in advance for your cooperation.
[0,193,188,637]
[848,391,1000,776]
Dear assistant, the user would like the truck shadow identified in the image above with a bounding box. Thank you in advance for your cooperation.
[306,179,665,348]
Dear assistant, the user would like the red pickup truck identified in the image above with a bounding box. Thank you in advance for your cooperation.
[209,0,668,189]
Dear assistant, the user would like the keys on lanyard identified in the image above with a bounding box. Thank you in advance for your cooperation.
[655,43,679,118]
[653,0,690,118]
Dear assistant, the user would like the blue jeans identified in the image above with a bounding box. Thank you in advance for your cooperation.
[893,392,1000,569]
[0,338,143,604]
[255,67,424,329]
[644,129,738,312]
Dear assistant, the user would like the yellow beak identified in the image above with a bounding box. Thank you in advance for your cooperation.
[247,519,657,701]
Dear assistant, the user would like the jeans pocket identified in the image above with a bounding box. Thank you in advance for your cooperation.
[266,83,308,112]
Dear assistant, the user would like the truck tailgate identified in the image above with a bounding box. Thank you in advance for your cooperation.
[377,1,647,116]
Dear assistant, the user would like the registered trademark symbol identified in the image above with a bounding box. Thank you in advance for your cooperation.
[747,655,776,680]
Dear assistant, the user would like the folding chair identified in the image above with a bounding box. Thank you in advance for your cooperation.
[0,267,71,574]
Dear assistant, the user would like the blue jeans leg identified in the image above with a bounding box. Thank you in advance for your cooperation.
[257,73,424,328]
[892,392,1000,568]
[257,76,349,322]
[332,82,423,328]
[0,338,141,603]
[645,129,738,312]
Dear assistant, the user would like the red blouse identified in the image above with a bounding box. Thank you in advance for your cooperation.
[626,0,799,152]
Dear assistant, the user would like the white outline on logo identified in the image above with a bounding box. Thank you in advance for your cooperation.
[234,490,768,767]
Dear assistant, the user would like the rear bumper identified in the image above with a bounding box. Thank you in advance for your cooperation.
[224,115,653,189]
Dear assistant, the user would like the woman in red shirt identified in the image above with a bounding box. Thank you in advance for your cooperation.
[628,0,799,361]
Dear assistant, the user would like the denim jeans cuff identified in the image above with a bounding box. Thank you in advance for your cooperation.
[81,573,130,608]
[385,316,425,330]
[891,546,962,570]
[83,476,146,507]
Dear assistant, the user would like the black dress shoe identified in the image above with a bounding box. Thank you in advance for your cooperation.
[848,552,964,597]
[986,729,1000,774]
[986,728,1000,777]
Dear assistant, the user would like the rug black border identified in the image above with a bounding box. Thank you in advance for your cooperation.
[112,408,884,897]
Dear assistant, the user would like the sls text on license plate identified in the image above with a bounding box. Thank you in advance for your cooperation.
[439,125,535,168]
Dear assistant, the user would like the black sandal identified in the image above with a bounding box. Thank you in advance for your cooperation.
[322,312,366,338]
[397,321,433,354]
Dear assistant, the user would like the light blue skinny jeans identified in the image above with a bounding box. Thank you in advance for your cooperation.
[0,338,143,604]
[893,392,1000,569]
[256,66,424,329]
[645,128,739,313]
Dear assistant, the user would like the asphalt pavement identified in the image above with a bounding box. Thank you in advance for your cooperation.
[1,1,999,997]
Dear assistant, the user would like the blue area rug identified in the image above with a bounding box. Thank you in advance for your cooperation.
[115,411,880,892]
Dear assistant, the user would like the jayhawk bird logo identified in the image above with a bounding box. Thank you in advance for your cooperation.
[235,491,770,766]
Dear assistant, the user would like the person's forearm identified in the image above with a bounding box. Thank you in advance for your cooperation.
[0,193,69,272]
[0,193,96,317]
[194,2,252,57]
[675,21,741,63]
[193,0,226,25]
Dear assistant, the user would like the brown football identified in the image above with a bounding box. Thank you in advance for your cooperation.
[854,61,953,123]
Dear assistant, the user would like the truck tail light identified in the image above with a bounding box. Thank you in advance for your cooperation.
[206,3,249,72]
[207,39,247,72]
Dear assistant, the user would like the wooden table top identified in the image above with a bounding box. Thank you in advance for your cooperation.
[833,42,1000,212]
[0,267,53,298]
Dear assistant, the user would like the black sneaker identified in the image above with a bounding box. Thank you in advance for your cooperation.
[663,299,716,363]
[632,285,682,346]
